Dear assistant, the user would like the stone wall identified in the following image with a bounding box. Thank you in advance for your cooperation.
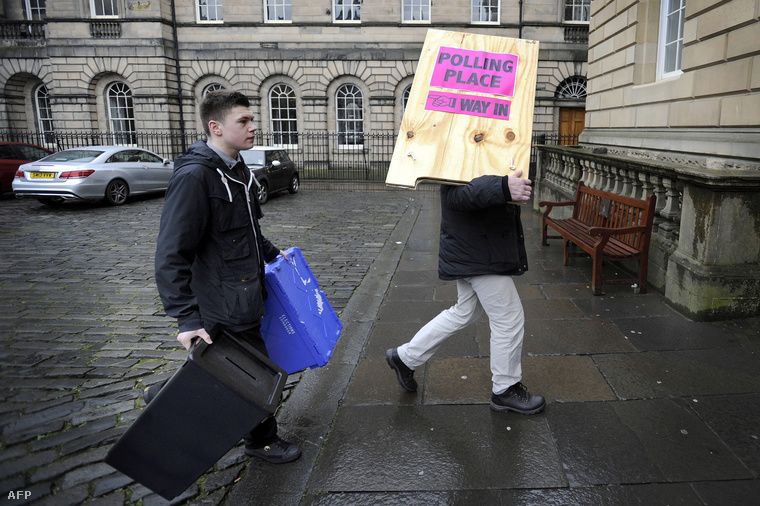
[583,0,760,167]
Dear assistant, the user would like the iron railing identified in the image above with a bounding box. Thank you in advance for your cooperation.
[1,130,576,182]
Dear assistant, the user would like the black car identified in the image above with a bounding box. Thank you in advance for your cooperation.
[240,147,299,204]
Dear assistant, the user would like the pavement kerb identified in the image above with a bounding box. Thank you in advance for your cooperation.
[226,193,429,504]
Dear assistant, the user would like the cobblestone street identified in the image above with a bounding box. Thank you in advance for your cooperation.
[0,185,416,505]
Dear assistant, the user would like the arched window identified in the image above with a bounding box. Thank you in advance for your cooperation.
[555,76,587,99]
[269,84,298,147]
[107,82,136,144]
[202,83,225,96]
[336,84,364,147]
[402,85,412,115]
[34,84,54,140]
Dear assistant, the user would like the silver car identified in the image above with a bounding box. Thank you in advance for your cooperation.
[12,145,173,206]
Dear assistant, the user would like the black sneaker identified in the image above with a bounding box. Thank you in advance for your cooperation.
[142,385,158,405]
[142,380,167,405]
[386,348,417,392]
[245,436,302,464]
[490,382,546,415]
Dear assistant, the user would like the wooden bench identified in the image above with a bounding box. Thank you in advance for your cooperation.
[538,181,657,295]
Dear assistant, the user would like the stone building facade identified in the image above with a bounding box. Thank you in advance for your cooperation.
[535,0,760,319]
[0,0,590,142]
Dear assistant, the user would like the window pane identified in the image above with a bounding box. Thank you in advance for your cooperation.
[35,85,54,137]
[472,0,499,23]
[27,0,46,20]
[93,0,118,16]
[198,0,223,21]
[108,83,136,144]
[403,0,430,21]
[336,84,364,145]
[564,0,590,22]
[203,83,225,96]
[660,0,685,76]
[334,0,361,21]
[555,76,587,99]
[402,85,412,114]
[666,12,680,40]
[267,0,292,21]
[664,43,677,73]
[270,84,298,146]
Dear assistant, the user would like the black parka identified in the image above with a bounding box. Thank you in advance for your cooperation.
[438,175,528,280]
[155,140,279,333]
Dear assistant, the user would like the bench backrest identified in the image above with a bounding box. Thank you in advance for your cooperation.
[573,181,657,250]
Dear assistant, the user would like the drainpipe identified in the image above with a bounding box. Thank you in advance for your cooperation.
[170,0,186,152]
[516,0,523,39]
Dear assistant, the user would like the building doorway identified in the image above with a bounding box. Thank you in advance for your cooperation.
[559,107,585,145]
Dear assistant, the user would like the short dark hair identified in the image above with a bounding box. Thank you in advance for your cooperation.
[200,90,251,136]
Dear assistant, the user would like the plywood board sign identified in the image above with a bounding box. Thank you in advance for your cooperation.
[386,29,539,188]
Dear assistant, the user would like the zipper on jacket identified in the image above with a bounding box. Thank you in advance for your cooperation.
[217,167,261,271]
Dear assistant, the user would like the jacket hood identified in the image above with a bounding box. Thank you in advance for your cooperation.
[174,140,220,171]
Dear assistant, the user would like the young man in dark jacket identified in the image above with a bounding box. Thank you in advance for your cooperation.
[154,90,300,463]
[386,172,545,415]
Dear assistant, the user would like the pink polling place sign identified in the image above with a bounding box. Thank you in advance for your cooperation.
[430,46,519,97]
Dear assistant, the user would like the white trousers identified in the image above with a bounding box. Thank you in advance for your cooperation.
[397,274,524,395]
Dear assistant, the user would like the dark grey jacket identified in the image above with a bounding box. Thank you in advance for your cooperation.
[438,175,528,280]
[155,140,279,333]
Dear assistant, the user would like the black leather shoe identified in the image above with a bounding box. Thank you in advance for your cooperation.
[386,348,417,392]
[245,437,301,464]
[490,382,546,415]
[142,385,158,405]
[143,379,167,405]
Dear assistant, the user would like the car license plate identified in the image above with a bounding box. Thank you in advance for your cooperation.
[30,172,55,179]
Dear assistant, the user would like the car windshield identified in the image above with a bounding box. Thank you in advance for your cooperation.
[240,150,266,166]
[40,150,104,163]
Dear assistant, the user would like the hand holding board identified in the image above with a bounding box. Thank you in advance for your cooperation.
[386,29,539,188]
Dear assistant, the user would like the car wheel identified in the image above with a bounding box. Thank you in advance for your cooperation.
[37,197,64,206]
[288,174,300,194]
[105,179,129,206]
[257,181,269,204]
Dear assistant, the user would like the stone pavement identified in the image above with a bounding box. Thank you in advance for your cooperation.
[1,184,759,505]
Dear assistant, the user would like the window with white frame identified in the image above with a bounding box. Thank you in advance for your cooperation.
[555,76,587,99]
[269,84,298,146]
[91,0,118,17]
[402,85,412,114]
[334,0,361,22]
[471,0,499,24]
[203,83,226,96]
[198,0,223,22]
[336,84,364,146]
[266,0,292,22]
[564,0,590,22]
[403,0,430,23]
[107,82,136,144]
[34,84,54,136]
[658,0,685,79]
[25,0,46,20]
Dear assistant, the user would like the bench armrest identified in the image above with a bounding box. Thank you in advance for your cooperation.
[538,200,576,218]
[538,200,575,209]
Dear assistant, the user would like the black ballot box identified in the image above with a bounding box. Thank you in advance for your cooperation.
[105,327,288,500]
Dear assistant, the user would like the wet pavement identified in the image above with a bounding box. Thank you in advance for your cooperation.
[1,183,759,505]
